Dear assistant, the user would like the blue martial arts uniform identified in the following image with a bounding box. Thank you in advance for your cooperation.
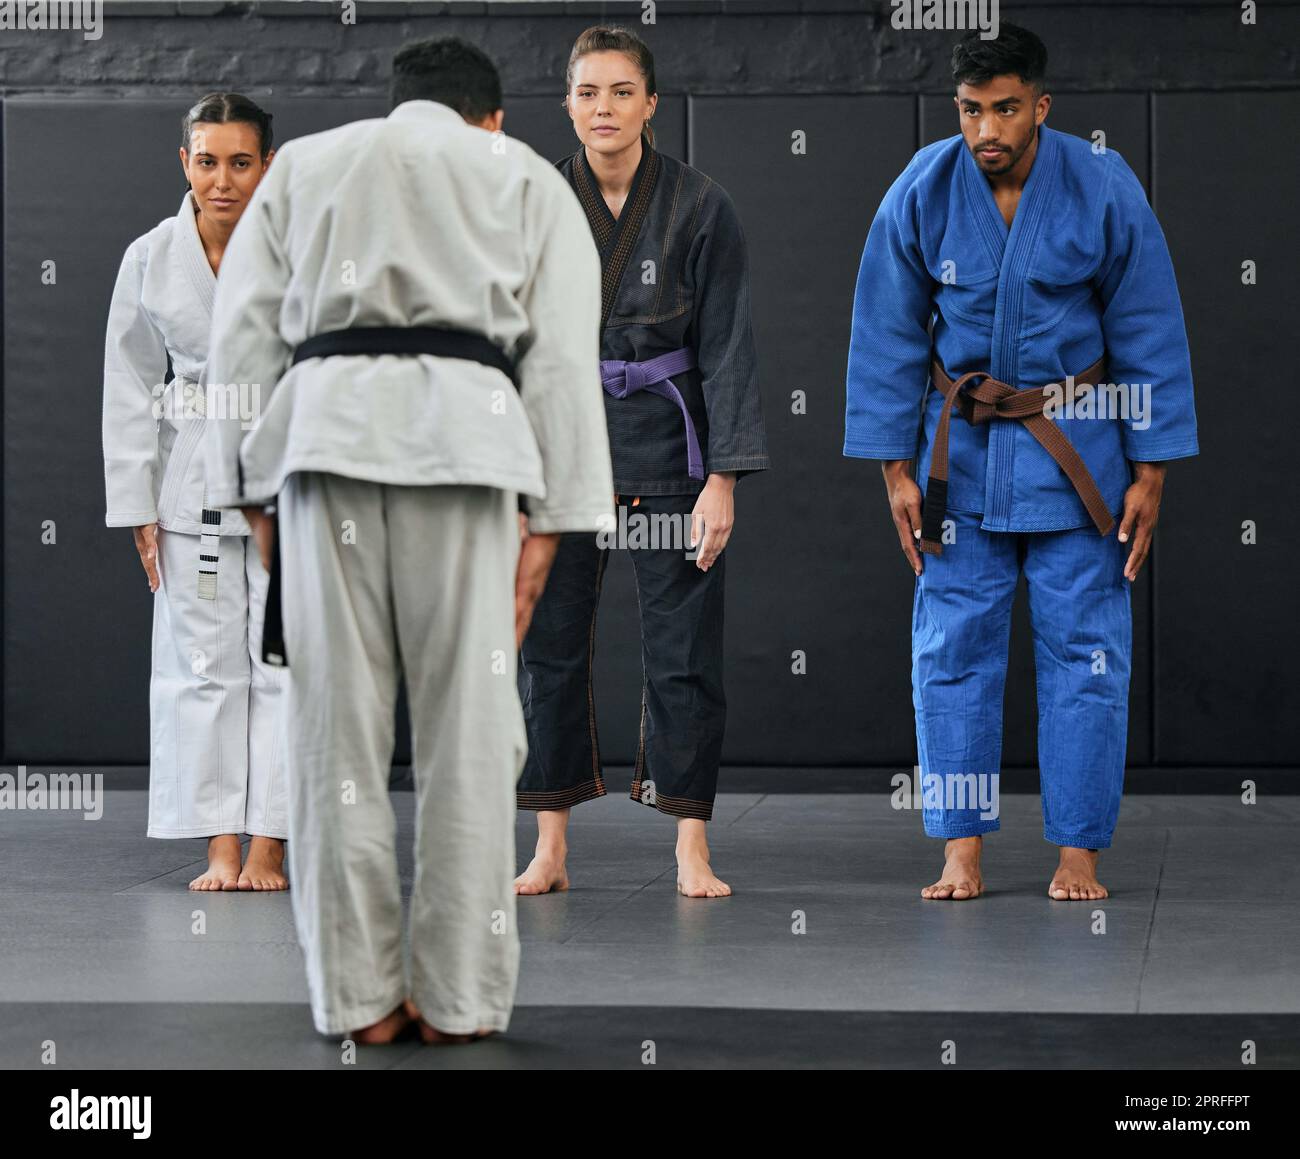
[844,124,1198,846]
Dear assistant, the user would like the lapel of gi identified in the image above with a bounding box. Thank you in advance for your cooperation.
[176,190,218,317]
[570,142,662,330]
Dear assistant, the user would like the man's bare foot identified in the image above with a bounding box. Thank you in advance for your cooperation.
[403,999,495,1045]
[350,1002,415,1045]
[921,835,984,900]
[1048,847,1108,900]
[238,836,289,891]
[515,809,571,895]
[676,818,731,898]
[189,834,242,891]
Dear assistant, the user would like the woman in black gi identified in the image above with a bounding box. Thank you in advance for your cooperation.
[515,25,769,899]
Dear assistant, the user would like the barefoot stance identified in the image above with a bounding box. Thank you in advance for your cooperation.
[920,836,983,900]
[403,999,495,1045]
[189,834,242,892]
[350,1002,416,1045]
[238,836,289,891]
[514,847,569,895]
[1047,847,1108,901]
[677,852,731,899]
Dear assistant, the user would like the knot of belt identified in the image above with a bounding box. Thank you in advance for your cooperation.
[600,347,703,480]
[919,355,1115,557]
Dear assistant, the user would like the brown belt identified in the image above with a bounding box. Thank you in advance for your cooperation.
[919,355,1114,557]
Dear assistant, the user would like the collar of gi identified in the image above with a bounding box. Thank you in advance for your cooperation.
[388,100,470,127]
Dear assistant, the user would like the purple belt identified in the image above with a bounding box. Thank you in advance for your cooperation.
[599,347,703,480]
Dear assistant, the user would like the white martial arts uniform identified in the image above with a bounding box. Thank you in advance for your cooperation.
[102,191,287,840]
[203,100,614,1036]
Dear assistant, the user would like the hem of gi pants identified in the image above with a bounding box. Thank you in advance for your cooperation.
[633,788,714,822]
[147,825,245,839]
[922,819,1000,839]
[244,828,290,840]
[517,780,606,812]
[406,996,513,1038]
[314,983,409,1039]
[1043,829,1113,850]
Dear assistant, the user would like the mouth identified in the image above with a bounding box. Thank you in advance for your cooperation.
[592,126,619,134]
[210,198,237,206]
[977,148,1005,161]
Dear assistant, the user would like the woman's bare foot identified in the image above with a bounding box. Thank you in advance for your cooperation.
[403,999,495,1045]
[238,836,288,891]
[1048,847,1108,900]
[921,835,984,900]
[189,834,242,891]
[350,1002,415,1045]
[676,817,731,898]
[514,808,570,895]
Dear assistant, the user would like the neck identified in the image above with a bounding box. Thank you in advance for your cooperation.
[192,193,236,254]
[584,134,643,195]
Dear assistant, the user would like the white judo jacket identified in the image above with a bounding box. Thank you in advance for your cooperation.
[102,192,250,536]
[202,99,615,535]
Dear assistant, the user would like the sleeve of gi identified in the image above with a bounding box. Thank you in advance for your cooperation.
[203,151,295,508]
[843,165,935,460]
[513,165,615,534]
[102,245,167,527]
[689,184,770,480]
[1095,154,1199,462]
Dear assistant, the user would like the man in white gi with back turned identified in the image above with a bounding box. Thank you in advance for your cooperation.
[203,37,614,1045]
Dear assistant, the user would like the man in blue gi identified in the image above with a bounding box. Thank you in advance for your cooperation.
[843,24,1198,901]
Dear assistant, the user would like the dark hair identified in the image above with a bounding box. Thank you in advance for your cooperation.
[565,25,658,147]
[390,36,502,120]
[951,23,1048,98]
[181,92,274,159]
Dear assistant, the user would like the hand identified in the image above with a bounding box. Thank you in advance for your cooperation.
[1118,462,1166,582]
[240,505,275,573]
[133,523,161,592]
[883,460,924,576]
[515,518,560,649]
[690,472,736,571]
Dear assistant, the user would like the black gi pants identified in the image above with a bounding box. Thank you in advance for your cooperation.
[517,493,726,821]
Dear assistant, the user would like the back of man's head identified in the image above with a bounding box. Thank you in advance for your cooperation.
[390,37,502,121]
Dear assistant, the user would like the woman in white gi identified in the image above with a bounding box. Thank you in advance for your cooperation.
[102,93,288,891]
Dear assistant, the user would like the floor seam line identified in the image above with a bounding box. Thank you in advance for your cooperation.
[1134,827,1170,1014]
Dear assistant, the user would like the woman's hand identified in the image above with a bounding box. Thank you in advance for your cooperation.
[691,472,736,571]
[133,523,161,592]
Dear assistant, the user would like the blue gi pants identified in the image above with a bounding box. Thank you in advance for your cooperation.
[913,510,1131,848]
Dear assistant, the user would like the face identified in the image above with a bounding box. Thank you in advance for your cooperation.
[566,51,657,156]
[954,75,1050,176]
[179,120,272,225]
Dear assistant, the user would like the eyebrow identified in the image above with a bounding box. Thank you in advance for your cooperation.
[576,81,638,88]
[193,150,257,159]
[959,97,1020,108]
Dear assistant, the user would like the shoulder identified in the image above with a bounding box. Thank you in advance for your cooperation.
[655,152,743,235]
[1048,125,1145,204]
[886,134,964,208]
[121,208,180,269]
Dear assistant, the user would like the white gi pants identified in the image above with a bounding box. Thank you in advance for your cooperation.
[277,473,526,1037]
[149,527,288,839]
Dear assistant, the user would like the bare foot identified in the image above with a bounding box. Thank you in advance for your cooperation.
[920,835,984,900]
[1048,847,1108,900]
[350,1002,415,1045]
[403,999,495,1045]
[238,836,289,891]
[676,819,731,898]
[514,843,569,895]
[189,834,242,891]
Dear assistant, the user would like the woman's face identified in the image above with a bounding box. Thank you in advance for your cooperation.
[567,51,657,156]
[178,120,272,226]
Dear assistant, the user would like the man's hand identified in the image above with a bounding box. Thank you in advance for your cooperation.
[516,520,560,649]
[133,522,161,592]
[690,472,736,571]
[240,505,276,573]
[1118,461,1166,582]
[883,460,924,576]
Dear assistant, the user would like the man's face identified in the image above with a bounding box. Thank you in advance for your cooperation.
[954,75,1048,176]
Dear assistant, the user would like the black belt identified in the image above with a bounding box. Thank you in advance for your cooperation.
[260,325,520,667]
